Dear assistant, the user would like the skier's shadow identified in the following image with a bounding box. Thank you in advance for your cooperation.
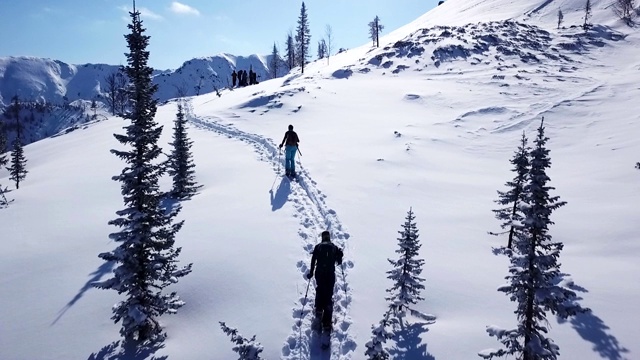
[269,177,291,211]
[52,261,115,325]
[87,338,167,360]
[556,277,630,360]
[388,319,436,360]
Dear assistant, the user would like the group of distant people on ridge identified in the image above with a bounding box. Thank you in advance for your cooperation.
[231,68,259,87]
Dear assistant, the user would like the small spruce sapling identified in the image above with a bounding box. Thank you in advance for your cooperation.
[220,322,264,360]
[364,309,394,360]
[386,207,425,316]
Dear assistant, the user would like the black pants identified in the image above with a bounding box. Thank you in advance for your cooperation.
[314,272,335,329]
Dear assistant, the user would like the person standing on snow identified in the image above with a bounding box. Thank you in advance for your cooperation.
[278,124,300,177]
[306,231,344,332]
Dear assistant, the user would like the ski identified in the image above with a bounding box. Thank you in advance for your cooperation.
[311,311,331,350]
[320,329,331,350]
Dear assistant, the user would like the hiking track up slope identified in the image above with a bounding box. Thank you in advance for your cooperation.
[184,102,357,360]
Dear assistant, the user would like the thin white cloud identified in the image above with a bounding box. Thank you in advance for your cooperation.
[118,5,164,20]
[213,14,231,22]
[215,34,233,44]
[169,2,201,16]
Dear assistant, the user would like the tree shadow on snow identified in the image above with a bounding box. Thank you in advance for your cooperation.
[556,275,630,360]
[388,319,436,360]
[52,261,115,325]
[269,177,291,211]
[88,338,168,360]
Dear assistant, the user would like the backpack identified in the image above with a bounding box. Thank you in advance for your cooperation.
[315,242,338,274]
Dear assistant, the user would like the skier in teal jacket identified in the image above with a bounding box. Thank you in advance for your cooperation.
[278,125,300,177]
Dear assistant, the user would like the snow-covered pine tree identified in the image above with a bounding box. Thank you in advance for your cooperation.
[364,309,394,360]
[557,8,564,29]
[492,131,530,251]
[613,0,636,24]
[583,0,592,30]
[368,16,384,48]
[295,1,311,73]
[386,207,425,315]
[94,3,192,342]
[6,96,27,189]
[285,31,296,70]
[317,39,327,59]
[219,322,264,360]
[167,102,199,200]
[480,118,587,360]
[7,135,27,189]
[270,42,280,79]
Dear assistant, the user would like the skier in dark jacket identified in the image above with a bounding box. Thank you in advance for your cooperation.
[278,124,300,177]
[306,231,344,332]
[231,70,237,87]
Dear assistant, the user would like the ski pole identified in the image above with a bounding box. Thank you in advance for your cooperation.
[278,147,282,174]
[300,277,312,319]
[297,146,302,156]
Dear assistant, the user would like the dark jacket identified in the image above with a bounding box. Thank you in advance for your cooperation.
[281,130,299,147]
[310,241,343,276]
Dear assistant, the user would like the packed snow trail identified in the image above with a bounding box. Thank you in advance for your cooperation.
[184,102,357,360]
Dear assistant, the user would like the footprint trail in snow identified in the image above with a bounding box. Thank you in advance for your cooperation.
[184,102,357,360]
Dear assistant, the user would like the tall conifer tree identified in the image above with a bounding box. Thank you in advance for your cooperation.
[295,2,311,73]
[167,102,199,199]
[493,132,530,250]
[6,96,27,189]
[285,31,296,70]
[481,119,587,360]
[368,16,384,48]
[270,42,280,79]
[583,0,592,30]
[557,9,564,29]
[94,2,192,342]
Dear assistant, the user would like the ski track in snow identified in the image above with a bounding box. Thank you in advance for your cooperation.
[184,102,357,360]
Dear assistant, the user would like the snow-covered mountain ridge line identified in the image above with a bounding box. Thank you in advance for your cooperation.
[0,53,285,107]
[349,20,627,77]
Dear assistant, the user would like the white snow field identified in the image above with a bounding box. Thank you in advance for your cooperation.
[1,0,639,359]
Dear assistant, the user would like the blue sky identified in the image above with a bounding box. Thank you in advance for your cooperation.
[0,0,439,70]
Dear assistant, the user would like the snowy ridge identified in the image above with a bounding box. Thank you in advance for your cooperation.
[183,101,357,359]
[0,54,287,107]
[348,20,626,80]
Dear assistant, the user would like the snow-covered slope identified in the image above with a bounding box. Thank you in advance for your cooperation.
[0,53,286,107]
[1,0,639,359]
